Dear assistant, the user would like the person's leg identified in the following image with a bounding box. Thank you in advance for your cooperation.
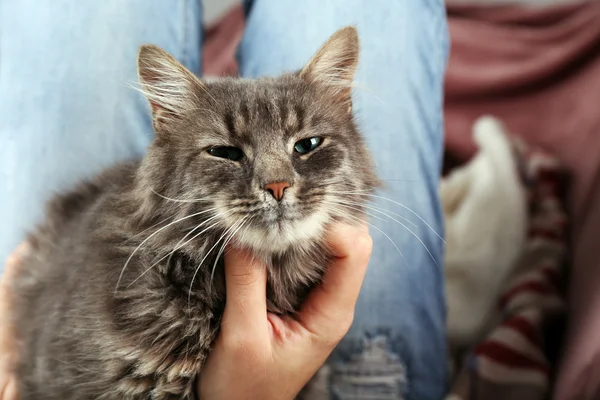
[0,0,202,265]
[240,1,449,399]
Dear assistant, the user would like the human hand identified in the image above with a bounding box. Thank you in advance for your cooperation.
[198,223,372,400]
[0,244,28,400]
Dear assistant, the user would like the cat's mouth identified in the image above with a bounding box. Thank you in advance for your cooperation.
[255,205,305,236]
[264,209,298,227]
[234,206,328,253]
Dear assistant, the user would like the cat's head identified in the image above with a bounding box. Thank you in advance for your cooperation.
[135,27,378,254]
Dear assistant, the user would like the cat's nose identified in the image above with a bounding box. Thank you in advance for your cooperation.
[264,181,291,202]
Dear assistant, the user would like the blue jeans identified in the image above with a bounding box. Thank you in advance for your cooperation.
[0,1,449,398]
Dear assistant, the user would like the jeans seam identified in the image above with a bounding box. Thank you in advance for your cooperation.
[180,0,201,76]
[181,0,190,72]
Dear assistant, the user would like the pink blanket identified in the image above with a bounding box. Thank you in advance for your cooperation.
[445,4,600,399]
[203,4,600,399]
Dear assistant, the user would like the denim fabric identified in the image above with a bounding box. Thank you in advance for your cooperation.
[241,2,449,399]
[0,1,448,398]
[0,0,202,264]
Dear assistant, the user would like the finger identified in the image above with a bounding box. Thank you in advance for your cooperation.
[298,223,372,340]
[0,244,28,396]
[222,246,268,333]
[0,242,28,327]
[2,242,29,286]
[0,378,18,400]
[0,242,29,332]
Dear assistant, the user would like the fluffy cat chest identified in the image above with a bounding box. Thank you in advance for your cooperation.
[118,236,332,316]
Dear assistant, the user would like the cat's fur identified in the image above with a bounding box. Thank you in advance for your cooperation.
[442,116,527,359]
[13,27,378,399]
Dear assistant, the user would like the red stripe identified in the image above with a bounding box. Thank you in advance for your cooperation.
[500,315,543,346]
[528,228,563,241]
[538,168,561,182]
[499,280,555,308]
[475,341,549,375]
[540,265,560,287]
[540,183,558,196]
[554,217,568,227]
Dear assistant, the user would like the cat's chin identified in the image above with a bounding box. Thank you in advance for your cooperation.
[234,210,330,254]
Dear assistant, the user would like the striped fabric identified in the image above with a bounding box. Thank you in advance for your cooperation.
[448,139,569,400]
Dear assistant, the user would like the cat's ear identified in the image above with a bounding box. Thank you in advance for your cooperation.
[300,26,359,108]
[137,45,203,132]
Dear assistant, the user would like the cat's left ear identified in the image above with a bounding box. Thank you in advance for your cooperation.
[137,45,204,132]
[300,26,359,109]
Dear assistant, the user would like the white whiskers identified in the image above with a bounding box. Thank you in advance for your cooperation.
[150,188,210,204]
[126,211,232,289]
[323,202,410,268]
[328,190,446,244]
[114,208,217,294]
[324,197,417,228]
[210,216,252,283]
[325,197,441,270]
[323,198,441,271]
[187,216,248,307]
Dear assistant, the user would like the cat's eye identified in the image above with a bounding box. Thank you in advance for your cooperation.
[294,137,323,155]
[208,146,244,161]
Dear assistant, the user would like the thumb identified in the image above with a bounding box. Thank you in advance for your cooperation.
[222,246,268,333]
[0,243,29,400]
[298,223,371,341]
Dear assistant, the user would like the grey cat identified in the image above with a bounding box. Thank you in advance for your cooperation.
[12,26,378,399]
